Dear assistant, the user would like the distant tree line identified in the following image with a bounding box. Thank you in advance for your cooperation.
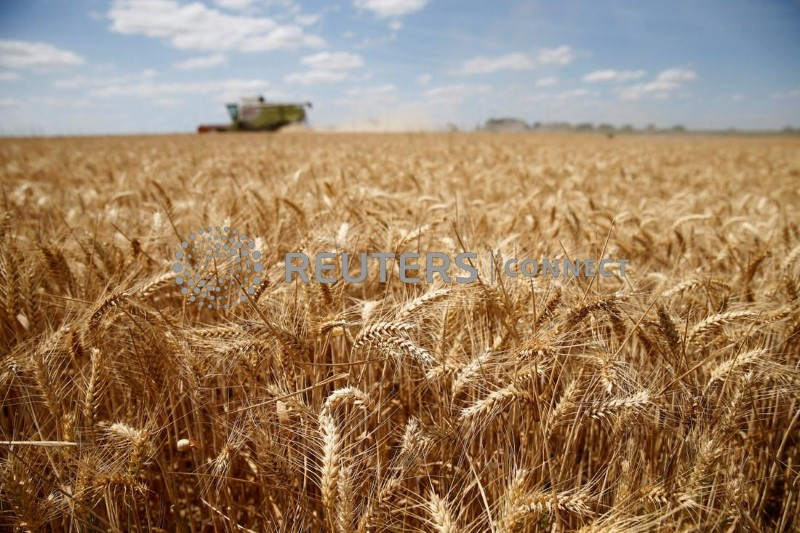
[473,118,798,135]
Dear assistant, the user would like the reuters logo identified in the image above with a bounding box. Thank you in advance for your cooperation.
[172,226,264,310]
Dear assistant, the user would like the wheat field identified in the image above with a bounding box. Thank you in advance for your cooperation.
[0,132,799,531]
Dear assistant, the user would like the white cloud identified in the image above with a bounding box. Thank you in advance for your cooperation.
[354,0,427,18]
[0,39,84,70]
[351,84,395,94]
[537,45,576,66]
[354,33,397,50]
[213,0,303,11]
[174,53,227,70]
[300,51,364,70]
[284,70,349,85]
[0,71,21,81]
[342,84,396,98]
[556,88,589,99]
[336,84,397,105]
[582,69,646,83]
[771,87,800,99]
[286,51,364,85]
[52,76,92,89]
[510,87,596,108]
[656,68,697,84]
[454,46,577,75]
[108,0,324,52]
[425,83,491,103]
[389,20,403,31]
[417,73,432,85]
[535,76,558,87]
[454,53,535,75]
[237,26,324,52]
[53,69,157,89]
[618,68,697,100]
[295,14,320,26]
[0,98,22,109]
[29,96,90,109]
[152,97,181,107]
[90,78,272,99]
[213,0,254,9]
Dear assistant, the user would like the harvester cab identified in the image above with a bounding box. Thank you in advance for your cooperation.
[226,103,239,121]
[198,96,312,133]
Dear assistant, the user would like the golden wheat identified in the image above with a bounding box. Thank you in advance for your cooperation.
[0,132,798,531]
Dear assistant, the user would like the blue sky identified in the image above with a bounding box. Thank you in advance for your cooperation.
[0,0,798,134]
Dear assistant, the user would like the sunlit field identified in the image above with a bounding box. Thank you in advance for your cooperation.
[1,132,799,531]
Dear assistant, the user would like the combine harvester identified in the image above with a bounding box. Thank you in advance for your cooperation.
[198,96,311,133]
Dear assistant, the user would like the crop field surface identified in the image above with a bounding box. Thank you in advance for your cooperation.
[0,132,799,532]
